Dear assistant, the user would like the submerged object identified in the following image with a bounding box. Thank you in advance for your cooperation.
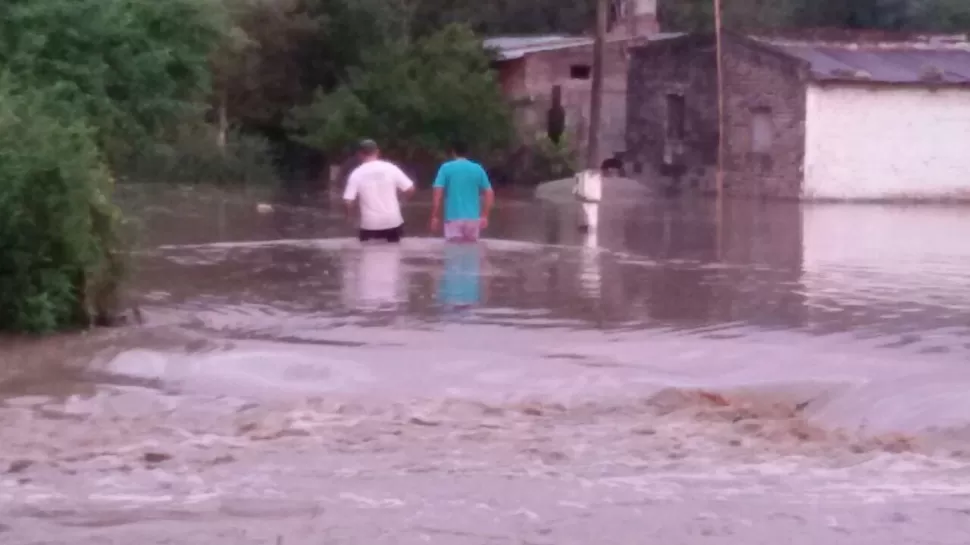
[256,203,273,214]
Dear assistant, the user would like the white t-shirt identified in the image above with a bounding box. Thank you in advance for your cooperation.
[343,159,414,230]
[573,169,602,203]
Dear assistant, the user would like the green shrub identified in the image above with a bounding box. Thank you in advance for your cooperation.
[0,0,227,332]
[290,24,513,166]
[0,0,227,161]
[495,132,578,186]
[0,84,125,332]
[115,122,279,186]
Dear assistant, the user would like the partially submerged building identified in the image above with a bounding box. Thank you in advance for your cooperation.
[626,31,970,200]
[484,0,666,164]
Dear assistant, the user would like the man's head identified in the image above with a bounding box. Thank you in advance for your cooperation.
[600,157,622,177]
[357,139,380,161]
[448,140,468,158]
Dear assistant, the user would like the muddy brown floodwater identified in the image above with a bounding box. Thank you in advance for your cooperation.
[3,184,970,544]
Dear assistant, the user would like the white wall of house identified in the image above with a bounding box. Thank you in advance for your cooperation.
[803,83,970,200]
[631,0,656,14]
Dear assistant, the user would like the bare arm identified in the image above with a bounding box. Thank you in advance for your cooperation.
[430,164,446,232]
[395,165,416,199]
[431,187,444,220]
[481,188,494,219]
[479,166,494,225]
[342,171,359,220]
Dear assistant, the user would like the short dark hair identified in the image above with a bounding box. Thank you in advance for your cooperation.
[449,140,468,156]
[358,139,379,154]
[601,157,622,171]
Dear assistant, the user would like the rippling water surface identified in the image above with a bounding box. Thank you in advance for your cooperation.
[3,184,970,543]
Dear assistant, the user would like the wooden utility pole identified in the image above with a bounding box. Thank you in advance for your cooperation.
[586,0,609,169]
[714,0,725,201]
[714,0,726,260]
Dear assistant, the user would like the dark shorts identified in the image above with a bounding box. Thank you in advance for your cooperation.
[359,224,403,243]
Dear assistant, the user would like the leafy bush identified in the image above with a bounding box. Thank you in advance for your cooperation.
[0,0,226,332]
[530,133,579,181]
[0,83,125,332]
[0,0,227,161]
[115,122,279,186]
[290,24,513,167]
[491,132,579,186]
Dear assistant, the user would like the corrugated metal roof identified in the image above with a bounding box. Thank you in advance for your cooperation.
[485,32,686,61]
[760,40,970,85]
[483,35,594,60]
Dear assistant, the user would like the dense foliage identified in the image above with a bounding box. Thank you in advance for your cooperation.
[215,0,520,178]
[0,0,224,332]
[290,24,513,168]
[659,0,970,32]
[0,83,123,332]
[0,0,226,161]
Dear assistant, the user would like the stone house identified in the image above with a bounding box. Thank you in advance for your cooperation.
[484,0,665,165]
[626,31,970,200]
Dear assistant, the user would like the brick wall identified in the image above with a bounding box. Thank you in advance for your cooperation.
[500,39,643,164]
[626,35,720,192]
[626,34,808,197]
[721,37,807,198]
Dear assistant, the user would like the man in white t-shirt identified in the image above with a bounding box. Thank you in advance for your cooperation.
[343,139,415,243]
[572,167,602,233]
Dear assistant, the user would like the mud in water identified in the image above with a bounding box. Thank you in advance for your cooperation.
[3,185,970,543]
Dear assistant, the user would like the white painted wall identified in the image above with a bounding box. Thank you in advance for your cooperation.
[631,0,657,15]
[803,84,970,200]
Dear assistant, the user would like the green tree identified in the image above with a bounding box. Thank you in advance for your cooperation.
[404,0,597,37]
[0,82,122,332]
[0,0,226,161]
[211,0,407,133]
[659,0,970,32]
[0,0,225,332]
[908,0,970,31]
[290,24,513,171]
[791,0,913,30]
[659,0,800,32]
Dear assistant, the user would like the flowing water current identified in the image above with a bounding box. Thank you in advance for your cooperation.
[2,184,970,543]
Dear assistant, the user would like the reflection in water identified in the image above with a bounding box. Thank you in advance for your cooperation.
[341,242,406,310]
[438,243,483,309]
[579,227,601,301]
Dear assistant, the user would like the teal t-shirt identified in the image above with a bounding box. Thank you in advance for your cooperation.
[432,158,492,221]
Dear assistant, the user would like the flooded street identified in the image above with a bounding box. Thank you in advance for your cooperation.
[3,185,970,543]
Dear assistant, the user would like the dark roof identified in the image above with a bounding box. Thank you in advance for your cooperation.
[759,40,970,85]
[633,32,970,86]
[483,35,592,60]
[484,33,684,61]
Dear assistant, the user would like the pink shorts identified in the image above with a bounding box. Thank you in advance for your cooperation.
[444,220,481,242]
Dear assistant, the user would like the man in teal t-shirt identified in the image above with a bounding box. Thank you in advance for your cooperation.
[429,141,494,242]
